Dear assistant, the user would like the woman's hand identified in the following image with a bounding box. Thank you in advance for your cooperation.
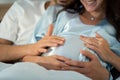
[22,55,70,70]
[80,33,120,73]
[65,50,109,80]
[80,33,113,62]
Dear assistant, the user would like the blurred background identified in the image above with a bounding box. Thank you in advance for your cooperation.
[0,0,16,21]
[0,0,16,4]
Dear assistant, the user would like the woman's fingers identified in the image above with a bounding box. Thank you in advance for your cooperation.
[81,50,95,60]
[80,36,98,44]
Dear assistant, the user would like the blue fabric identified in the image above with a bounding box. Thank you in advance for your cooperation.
[0,62,91,80]
[33,8,120,69]
[0,62,12,71]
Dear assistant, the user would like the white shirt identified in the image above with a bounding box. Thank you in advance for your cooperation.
[0,0,49,45]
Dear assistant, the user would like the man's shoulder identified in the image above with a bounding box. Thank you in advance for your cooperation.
[14,0,47,8]
[11,0,48,14]
[45,5,78,18]
[57,10,78,20]
[16,0,47,4]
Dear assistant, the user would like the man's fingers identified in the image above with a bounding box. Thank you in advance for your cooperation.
[46,24,54,36]
[65,60,87,68]
[52,55,71,63]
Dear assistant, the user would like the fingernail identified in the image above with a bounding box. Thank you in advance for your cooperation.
[43,49,47,52]
[60,41,64,44]
[62,38,65,41]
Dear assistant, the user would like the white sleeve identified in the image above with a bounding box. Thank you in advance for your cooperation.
[0,0,23,42]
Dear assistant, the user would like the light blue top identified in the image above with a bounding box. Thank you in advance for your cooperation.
[33,6,120,70]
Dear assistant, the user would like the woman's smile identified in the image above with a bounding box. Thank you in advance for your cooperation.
[84,0,97,7]
[80,0,105,12]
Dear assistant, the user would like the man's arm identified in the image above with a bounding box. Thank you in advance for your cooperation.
[0,25,65,62]
[0,39,39,62]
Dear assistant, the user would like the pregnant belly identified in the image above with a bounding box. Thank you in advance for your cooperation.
[42,35,85,60]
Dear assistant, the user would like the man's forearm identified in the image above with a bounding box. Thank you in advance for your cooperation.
[0,44,33,62]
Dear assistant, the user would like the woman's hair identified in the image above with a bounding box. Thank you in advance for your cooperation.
[105,0,120,42]
[60,0,84,14]
[60,0,120,42]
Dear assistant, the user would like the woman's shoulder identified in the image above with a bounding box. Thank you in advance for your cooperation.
[46,5,63,14]
[47,5,78,17]
[56,11,79,23]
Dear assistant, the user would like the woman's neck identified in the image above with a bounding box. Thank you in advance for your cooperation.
[80,10,105,25]
[88,11,105,20]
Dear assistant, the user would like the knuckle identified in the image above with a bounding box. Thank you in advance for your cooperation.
[56,63,61,67]
[92,46,96,49]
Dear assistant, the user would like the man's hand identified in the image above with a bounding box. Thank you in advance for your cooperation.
[27,24,65,56]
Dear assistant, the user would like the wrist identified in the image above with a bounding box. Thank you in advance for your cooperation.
[106,51,116,63]
[24,44,39,56]
[22,56,41,63]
